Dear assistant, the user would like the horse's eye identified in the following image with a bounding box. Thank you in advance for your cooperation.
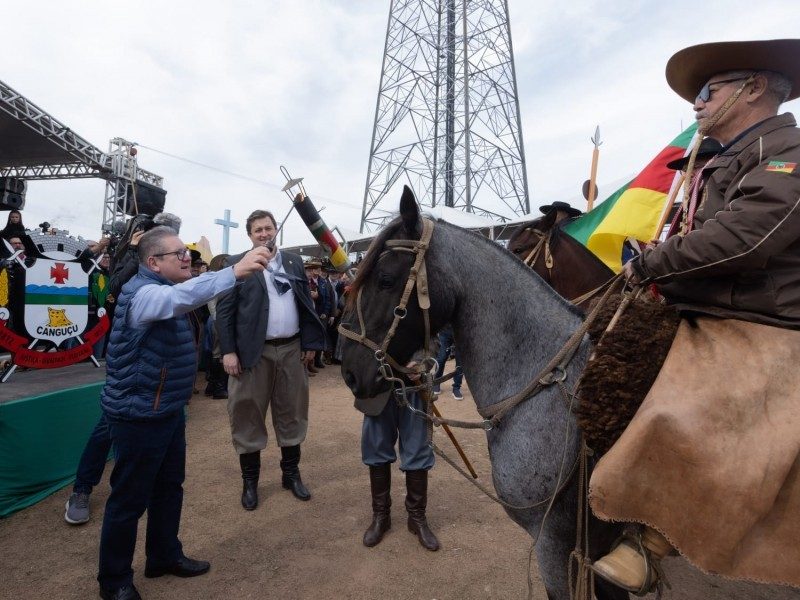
[378,273,395,289]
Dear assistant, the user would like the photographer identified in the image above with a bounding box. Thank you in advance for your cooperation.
[108,213,182,303]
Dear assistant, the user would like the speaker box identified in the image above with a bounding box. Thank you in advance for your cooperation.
[0,177,26,210]
[119,180,167,216]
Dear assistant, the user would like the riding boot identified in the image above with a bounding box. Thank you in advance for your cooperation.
[239,451,260,511]
[280,445,311,501]
[592,526,672,595]
[314,351,325,369]
[363,463,391,547]
[404,469,439,551]
[211,358,228,399]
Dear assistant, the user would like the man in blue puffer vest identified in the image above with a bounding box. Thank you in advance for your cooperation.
[97,226,270,600]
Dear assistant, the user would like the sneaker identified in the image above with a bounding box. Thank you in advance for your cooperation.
[65,491,90,524]
[452,388,464,400]
[432,385,441,396]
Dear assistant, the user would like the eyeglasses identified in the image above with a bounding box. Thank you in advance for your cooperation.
[696,76,751,103]
[153,248,191,261]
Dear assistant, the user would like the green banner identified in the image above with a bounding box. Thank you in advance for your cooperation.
[0,382,105,518]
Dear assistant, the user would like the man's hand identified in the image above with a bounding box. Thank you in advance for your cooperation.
[302,351,315,368]
[406,360,421,383]
[130,230,146,248]
[623,261,640,284]
[233,247,270,279]
[223,352,242,376]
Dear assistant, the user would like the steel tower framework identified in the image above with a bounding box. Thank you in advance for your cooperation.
[360,0,529,232]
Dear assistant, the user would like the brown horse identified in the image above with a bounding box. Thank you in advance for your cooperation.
[507,211,614,310]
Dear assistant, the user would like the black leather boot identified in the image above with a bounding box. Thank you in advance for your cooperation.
[363,463,391,547]
[211,358,228,399]
[239,451,260,510]
[405,469,440,551]
[280,445,311,501]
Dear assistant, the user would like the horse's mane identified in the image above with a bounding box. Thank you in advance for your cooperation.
[346,217,406,308]
[348,215,583,318]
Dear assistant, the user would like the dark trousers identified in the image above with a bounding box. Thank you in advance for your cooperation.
[74,413,112,495]
[98,411,186,590]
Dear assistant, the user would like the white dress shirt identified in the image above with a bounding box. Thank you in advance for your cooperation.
[264,252,300,340]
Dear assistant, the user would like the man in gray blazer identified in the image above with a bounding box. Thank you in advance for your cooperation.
[216,209,325,510]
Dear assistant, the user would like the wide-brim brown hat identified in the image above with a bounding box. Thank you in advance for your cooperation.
[304,258,322,269]
[666,39,800,103]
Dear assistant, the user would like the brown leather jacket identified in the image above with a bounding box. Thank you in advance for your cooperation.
[632,113,800,329]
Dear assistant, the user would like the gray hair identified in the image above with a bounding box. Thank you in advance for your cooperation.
[762,70,793,105]
[138,226,179,264]
[153,212,182,234]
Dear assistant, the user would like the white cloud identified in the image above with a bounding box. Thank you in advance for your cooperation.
[3,0,800,255]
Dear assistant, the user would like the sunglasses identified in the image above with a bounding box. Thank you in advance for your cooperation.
[696,76,752,103]
[153,248,191,261]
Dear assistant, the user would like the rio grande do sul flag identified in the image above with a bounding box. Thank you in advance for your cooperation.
[563,123,698,272]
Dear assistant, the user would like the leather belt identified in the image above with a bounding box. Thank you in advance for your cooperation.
[264,333,300,346]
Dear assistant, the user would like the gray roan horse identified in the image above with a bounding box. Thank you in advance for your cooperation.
[339,188,786,600]
[339,188,624,600]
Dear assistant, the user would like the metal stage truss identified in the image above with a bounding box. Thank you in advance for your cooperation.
[360,0,530,232]
[0,79,164,235]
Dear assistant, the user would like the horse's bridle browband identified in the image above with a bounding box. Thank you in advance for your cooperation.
[338,217,436,379]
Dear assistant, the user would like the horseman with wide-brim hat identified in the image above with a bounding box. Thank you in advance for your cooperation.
[591,38,800,595]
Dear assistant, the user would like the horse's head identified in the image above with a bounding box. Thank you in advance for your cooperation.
[507,211,557,263]
[339,186,441,399]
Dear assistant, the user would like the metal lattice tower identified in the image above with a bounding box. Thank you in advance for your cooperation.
[360,0,529,232]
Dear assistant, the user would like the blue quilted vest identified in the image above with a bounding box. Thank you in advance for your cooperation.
[101,266,197,420]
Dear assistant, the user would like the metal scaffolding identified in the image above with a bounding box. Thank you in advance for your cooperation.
[360,0,529,232]
[0,79,164,235]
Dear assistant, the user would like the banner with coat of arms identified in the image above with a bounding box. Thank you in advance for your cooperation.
[0,254,109,370]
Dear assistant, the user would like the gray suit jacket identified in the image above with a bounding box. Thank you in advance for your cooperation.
[216,250,325,370]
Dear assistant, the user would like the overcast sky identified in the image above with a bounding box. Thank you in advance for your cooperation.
[4,1,800,255]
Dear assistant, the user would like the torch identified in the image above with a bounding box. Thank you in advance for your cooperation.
[280,166,351,272]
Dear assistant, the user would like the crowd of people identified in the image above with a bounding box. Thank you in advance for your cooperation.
[49,206,445,600]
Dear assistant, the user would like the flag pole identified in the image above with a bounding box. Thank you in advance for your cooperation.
[587,126,602,211]
[653,172,686,239]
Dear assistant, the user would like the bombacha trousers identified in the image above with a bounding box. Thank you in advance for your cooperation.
[227,337,309,454]
[361,392,434,471]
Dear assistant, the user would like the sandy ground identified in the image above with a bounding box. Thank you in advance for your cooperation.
[1,366,798,600]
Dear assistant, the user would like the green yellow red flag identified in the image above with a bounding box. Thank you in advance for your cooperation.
[563,123,699,272]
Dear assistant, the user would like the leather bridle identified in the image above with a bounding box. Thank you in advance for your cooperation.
[338,217,436,380]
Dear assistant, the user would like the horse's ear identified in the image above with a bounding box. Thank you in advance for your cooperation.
[400,185,420,235]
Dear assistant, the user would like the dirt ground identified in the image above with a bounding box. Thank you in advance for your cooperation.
[1,366,798,600]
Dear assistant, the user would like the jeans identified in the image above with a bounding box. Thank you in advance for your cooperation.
[98,411,186,590]
[361,392,434,471]
[434,329,463,391]
[74,413,112,495]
